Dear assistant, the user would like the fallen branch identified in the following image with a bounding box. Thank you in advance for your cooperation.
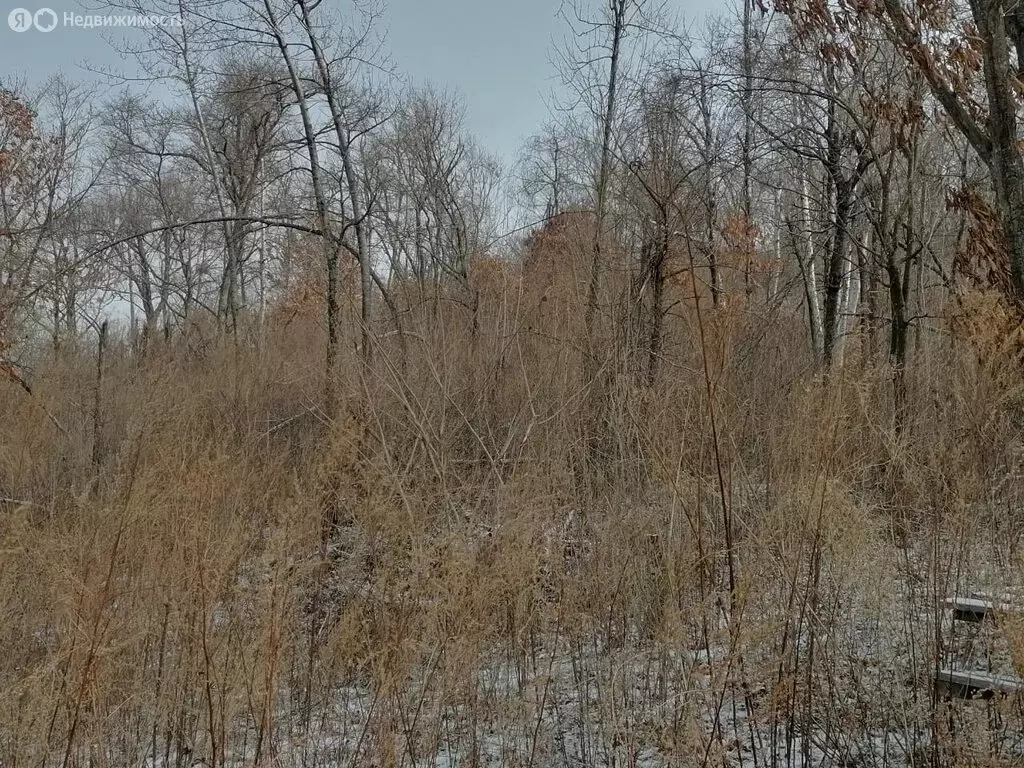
[0,497,36,508]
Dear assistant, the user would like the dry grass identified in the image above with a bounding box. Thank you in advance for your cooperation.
[2,249,1024,767]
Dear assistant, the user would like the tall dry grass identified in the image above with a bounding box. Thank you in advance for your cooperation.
[2,232,1024,766]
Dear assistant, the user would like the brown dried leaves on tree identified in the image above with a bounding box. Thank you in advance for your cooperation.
[947,185,1024,374]
[0,89,46,391]
[948,185,1015,298]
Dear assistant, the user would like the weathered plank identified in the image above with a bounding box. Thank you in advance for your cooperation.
[944,596,1018,623]
[935,668,1023,699]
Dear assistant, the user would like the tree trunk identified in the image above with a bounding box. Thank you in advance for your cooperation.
[973,0,1024,298]
[821,101,862,366]
[741,0,755,297]
[857,228,878,361]
[822,178,855,365]
[789,215,823,361]
[262,0,338,411]
[883,0,1024,299]
[886,251,909,431]
[584,0,627,349]
[647,223,667,386]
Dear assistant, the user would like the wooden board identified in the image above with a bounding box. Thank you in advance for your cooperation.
[944,597,1018,623]
[935,668,1023,699]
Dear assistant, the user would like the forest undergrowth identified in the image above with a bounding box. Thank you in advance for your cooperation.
[3,269,1024,768]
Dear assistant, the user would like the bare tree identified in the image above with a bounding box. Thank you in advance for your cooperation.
[620,68,699,384]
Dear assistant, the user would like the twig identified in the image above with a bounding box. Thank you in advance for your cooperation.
[1,359,68,435]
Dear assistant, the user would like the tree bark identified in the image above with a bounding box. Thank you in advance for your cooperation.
[584,0,628,349]
[296,0,373,365]
[975,0,1024,298]
[741,0,755,297]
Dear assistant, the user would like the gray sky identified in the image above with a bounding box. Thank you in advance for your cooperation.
[1,0,716,162]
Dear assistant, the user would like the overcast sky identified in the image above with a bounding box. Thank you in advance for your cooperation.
[1,0,718,161]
